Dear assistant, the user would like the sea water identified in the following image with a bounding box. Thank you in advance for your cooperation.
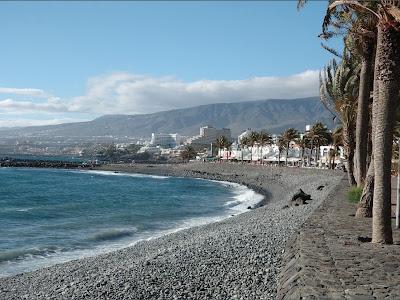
[0,168,263,277]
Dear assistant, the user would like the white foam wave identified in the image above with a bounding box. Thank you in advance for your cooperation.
[195,178,264,212]
[73,170,169,179]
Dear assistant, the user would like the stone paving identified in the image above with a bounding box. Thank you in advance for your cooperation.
[277,178,400,300]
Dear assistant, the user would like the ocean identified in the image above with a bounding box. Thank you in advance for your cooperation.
[0,168,263,277]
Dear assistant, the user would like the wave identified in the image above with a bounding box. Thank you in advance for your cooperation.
[76,170,169,180]
[224,185,264,211]
[87,228,137,242]
[0,246,64,263]
[196,178,264,211]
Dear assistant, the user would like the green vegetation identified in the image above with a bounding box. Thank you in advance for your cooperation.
[347,186,363,204]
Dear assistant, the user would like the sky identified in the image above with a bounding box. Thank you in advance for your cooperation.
[0,1,339,127]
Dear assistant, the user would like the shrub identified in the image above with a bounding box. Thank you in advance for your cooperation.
[347,186,363,203]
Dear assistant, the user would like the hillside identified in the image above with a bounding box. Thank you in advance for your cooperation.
[0,97,334,138]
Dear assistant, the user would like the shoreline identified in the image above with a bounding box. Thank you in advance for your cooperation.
[0,168,264,278]
[0,162,345,300]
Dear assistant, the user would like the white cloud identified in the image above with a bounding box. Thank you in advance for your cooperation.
[70,70,319,114]
[0,87,47,97]
[0,118,80,128]
[0,70,319,127]
[0,98,68,113]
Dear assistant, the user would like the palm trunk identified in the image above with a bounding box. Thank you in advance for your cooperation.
[355,39,374,186]
[285,142,289,166]
[309,140,313,166]
[372,24,400,244]
[278,150,281,166]
[356,157,374,218]
[357,41,380,218]
[366,130,373,169]
[343,123,356,186]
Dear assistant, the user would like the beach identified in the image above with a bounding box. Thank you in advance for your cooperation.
[0,163,344,299]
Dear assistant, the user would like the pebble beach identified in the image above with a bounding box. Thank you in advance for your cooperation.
[0,163,344,299]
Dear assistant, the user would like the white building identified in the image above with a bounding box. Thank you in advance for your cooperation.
[238,129,252,144]
[137,145,162,154]
[150,133,182,148]
[187,126,231,145]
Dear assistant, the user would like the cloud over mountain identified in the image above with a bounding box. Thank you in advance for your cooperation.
[0,70,320,127]
[70,70,319,114]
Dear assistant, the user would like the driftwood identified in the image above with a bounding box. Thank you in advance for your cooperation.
[290,189,311,206]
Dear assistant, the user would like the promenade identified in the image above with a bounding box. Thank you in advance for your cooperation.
[277,178,400,300]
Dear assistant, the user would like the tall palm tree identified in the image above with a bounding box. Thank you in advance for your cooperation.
[320,55,358,185]
[258,131,272,165]
[240,136,250,162]
[356,31,381,218]
[305,122,331,168]
[371,1,400,244]
[181,145,196,162]
[249,131,260,163]
[282,128,300,166]
[215,136,228,162]
[321,1,378,186]
[327,0,400,244]
[277,136,285,166]
[331,126,343,168]
[297,137,309,167]
[223,139,233,161]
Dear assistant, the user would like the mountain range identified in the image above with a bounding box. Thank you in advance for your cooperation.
[0,97,335,138]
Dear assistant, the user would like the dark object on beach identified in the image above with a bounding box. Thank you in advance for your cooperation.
[290,189,311,206]
[316,185,325,190]
[247,206,252,210]
[114,171,119,173]
[357,236,372,243]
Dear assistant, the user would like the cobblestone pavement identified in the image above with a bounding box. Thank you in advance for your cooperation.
[277,178,400,300]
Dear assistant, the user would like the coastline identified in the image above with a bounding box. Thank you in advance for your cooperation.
[0,163,345,299]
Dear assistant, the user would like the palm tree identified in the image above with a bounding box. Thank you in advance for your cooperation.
[240,136,250,163]
[326,0,400,244]
[297,137,309,167]
[312,123,331,163]
[258,131,272,164]
[320,55,358,185]
[304,122,331,168]
[215,136,228,162]
[249,131,260,163]
[356,34,382,218]
[223,138,233,161]
[371,1,400,244]
[331,126,343,169]
[180,145,196,162]
[277,136,285,166]
[321,1,378,186]
[281,128,300,166]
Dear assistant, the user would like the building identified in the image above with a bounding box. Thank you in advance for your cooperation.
[238,129,252,144]
[187,126,232,146]
[150,133,182,149]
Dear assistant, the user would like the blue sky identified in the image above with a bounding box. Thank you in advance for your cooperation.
[0,1,339,127]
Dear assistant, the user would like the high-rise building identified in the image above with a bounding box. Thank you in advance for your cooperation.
[187,126,231,146]
[150,133,182,148]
